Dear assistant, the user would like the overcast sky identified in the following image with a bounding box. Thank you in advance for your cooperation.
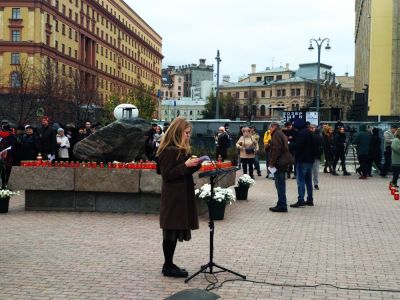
[128,0,355,82]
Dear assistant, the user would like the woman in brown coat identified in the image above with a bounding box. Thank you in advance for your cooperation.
[156,117,200,278]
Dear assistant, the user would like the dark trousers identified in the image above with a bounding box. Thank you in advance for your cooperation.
[381,148,392,175]
[392,166,400,185]
[274,170,287,208]
[367,158,382,175]
[358,154,369,176]
[241,158,254,177]
[253,154,261,175]
[333,149,347,172]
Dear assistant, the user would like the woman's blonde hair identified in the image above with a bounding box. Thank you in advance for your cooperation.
[156,117,191,158]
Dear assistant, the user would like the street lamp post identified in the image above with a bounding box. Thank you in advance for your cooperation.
[308,37,331,123]
[215,50,221,119]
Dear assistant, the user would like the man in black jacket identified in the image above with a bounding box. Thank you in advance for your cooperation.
[36,116,57,161]
[291,120,315,207]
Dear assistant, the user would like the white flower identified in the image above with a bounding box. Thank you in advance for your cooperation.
[238,174,255,188]
[195,184,235,205]
[0,189,19,199]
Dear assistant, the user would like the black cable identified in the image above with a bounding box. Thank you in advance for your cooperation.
[204,277,400,294]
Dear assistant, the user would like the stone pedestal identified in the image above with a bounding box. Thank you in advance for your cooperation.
[8,167,236,214]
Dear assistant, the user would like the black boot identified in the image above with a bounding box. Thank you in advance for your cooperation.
[162,240,188,278]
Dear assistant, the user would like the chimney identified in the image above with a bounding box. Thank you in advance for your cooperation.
[345,72,349,77]
[199,59,206,66]
[222,75,230,83]
[285,63,289,70]
[251,64,256,73]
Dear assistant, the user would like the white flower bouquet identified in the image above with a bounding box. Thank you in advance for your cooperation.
[0,189,19,199]
[195,184,235,205]
[237,174,255,188]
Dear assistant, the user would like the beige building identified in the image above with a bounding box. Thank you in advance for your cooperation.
[220,64,353,121]
[354,0,400,119]
[0,0,162,123]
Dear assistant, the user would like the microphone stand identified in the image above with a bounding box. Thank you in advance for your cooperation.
[185,166,246,283]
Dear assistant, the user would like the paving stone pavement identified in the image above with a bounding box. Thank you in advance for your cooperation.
[1,168,400,299]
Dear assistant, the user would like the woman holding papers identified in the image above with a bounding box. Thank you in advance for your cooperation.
[156,117,201,278]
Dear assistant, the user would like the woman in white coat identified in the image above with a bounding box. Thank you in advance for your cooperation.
[56,128,70,161]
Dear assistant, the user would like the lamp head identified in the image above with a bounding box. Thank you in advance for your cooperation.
[325,43,331,50]
[308,43,314,51]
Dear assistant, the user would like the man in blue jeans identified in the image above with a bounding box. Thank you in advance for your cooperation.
[291,120,315,207]
[268,122,290,212]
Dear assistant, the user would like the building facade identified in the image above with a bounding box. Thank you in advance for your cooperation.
[160,99,206,121]
[160,59,213,99]
[220,64,354,121]
[0,0,162,122]
[354,0,400,119]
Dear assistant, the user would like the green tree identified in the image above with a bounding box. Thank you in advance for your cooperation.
[102,94,121,125]
[126,81,157,120]
[202,93,238,119]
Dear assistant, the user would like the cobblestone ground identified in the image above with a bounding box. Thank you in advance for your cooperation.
[1,168,400,299]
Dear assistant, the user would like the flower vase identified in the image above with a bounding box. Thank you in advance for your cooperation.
[0,197,10,213]
[235,185,249,200]
[207,201,226,220]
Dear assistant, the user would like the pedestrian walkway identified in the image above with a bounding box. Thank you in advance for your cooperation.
[1,171,400,299]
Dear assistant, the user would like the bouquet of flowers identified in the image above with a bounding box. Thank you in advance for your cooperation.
[195,184,235,205]
[0,189,19,199]
[237,174,255,188]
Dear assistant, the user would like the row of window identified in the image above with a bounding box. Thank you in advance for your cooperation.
[52,0,161,55]
[225,88,303,99]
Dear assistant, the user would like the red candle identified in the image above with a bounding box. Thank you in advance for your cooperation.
[394,192,399,200]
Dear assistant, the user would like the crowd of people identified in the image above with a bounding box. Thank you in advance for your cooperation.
[0,117,97,188]
[212,119,400,212]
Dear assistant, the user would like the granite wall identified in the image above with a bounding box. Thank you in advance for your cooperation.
[8,167,236,213]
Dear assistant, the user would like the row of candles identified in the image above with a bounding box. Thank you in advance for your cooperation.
[389,182,399,200]
[199,161,233,172]
[20,160,157,169]
[20,160,233,171]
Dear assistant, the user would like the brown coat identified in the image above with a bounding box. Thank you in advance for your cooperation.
[269,129,289,170]
[158,146,199,230]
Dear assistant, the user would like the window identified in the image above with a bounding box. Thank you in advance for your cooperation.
[296,89,300,96]
[55,20,59,32]
[55,40,58,50]
[261,90,265,98]
[276,75,282,80]
[11,53,20,65]
[69,28,72,39]
[62,24,65,35]
[235,92,239,99]
[62,4,66,14]
[291,89,295,96]
[260,105,266,116]
[61,44,65,53]
[244,91,248,99]
[10,72,21,88]
[277,90,281,97]
[256,76,262,82]
[11,30,21,41]
[12,8,21,19]
[68,47,71,56]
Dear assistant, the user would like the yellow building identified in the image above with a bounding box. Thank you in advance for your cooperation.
[220,64,353,121]
[0,0,162,122]
[355,0,400,119]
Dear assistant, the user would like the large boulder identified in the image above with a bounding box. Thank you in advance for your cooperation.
[74,118,150,162]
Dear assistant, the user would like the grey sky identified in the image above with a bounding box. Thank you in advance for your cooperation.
[128,0,355,82]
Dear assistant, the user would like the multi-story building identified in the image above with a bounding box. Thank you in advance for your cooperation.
[160,59,213,99]
[220,64,353,121]
[160,99,206,121]
[354,0,400,120]
[0,0,162,122]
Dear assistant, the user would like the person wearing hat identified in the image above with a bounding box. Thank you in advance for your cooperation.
[20,125,38,161]
[145,123,158,160]
[0,122,16,188]
[380,124,399,177]
[56,128,70,161]
[36,116,57,161]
